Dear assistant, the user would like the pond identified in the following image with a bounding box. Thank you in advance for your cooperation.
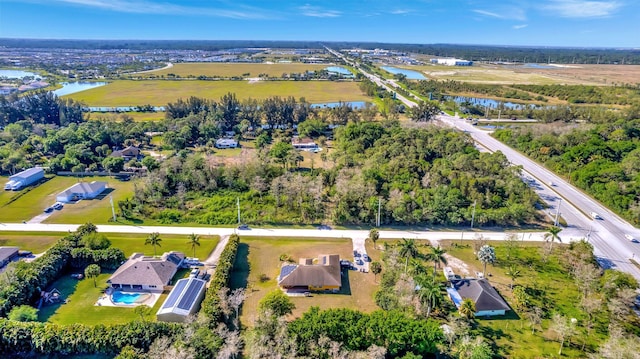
[522,63,558,69]
[447,96,525,110]
[0,69,39,79]
[325,66,353,77]
[381,66,426,80]
[311,101,368,109]
[53,82,108,96]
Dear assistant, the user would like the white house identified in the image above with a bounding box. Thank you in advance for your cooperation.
[292,137,318,151]
[430,58,473,66]
[156,277,207,322]
[215,138,238,149]
[4,167,44,191]
[56,181,107,203]
[108,252,185,292]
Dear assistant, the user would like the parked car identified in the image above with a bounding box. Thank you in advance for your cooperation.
[356,259,364,266]
[237,224,250,230]
[52,202,64,210]
[363,254,370,262]
[43,207,54,213]
[353,250,360,257]
[318,224,332,230]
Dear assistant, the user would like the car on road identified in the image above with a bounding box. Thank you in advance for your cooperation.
[318,224,332,230]
[52,202,64,210]
[625,234,637,242]
[590,212,602,220]
[237,224,250,230]
[548,181,555,187]
[43,207,54,213]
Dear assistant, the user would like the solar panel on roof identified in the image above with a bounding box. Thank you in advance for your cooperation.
[162,279,187,309]
[177,279,205,311]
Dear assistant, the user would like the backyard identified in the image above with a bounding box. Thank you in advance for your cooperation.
[230,236,381,326]
[67,80,369,107]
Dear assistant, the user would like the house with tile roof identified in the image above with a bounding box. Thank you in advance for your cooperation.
[107,251,185,292]
[110,146,142,161]
[447,278,510,317]
[278,254,342,292]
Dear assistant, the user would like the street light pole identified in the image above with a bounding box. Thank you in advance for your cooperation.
[376,197,381,227]
[237,197,241,225]
[554,199,562,226]
[470,200,477,230]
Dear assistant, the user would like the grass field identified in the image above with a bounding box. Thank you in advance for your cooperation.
[230,236,381,327]
[35,176,136,224]
[0,231,66,253]
[107,233,219,257]
[439,239,606,358]
[66,80,369,107]
[140,63,328,78]
[91,111,165,122]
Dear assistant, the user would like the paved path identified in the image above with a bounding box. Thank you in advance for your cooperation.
[203,235,230,267]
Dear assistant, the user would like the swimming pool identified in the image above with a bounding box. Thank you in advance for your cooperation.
[111,291,150,305]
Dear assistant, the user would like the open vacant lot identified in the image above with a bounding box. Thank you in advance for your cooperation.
[140,63,328,78]
[67,80,368,107]
[230,236,380,326]
[398,63,640,85]
[0,231,67,253]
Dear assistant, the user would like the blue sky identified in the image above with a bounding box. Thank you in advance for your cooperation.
[1,0,638,47]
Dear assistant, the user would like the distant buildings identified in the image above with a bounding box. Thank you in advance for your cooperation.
[215,138,238,149]
[110,146,141,162]
[4,167,44,191]
[430,58,473,66]
[292,137,318,151]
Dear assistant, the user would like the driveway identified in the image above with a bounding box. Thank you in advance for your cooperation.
[352,237,369,272]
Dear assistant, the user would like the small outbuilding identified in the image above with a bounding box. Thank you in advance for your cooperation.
[156,277,207,322]
[4,167,44,191]
[447,278,510,317]
[215,138,238,149]
[0,247,19,268]
[56,181,107,203]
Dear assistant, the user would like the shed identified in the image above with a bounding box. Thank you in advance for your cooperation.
[156,277,207,322]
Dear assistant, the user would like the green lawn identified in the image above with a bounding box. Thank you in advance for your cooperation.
[0,176,70,222]
[107,233,219,257]
[66,80,369,107]
[440,240,607,358]
[0,231,66,253]
[43,176,136,224]
[230,236,381,327]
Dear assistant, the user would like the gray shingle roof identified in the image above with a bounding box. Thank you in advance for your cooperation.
[108,252,184,287]
[452,278,510,311]
[58,181,106,199]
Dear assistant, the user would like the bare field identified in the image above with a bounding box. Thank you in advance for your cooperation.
[91,112,165,122]
[140,63,328,78]
[399,63,640,85]
[67,80,368,106]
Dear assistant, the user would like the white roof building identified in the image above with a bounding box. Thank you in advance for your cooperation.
[156,277,207,322]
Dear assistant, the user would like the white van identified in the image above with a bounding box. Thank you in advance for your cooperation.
[590,212,601,220]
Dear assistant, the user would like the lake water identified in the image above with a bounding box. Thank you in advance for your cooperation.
[325,66,353,77]
[523,63,557,69]
[53,82,108,96]
[448,96,525,110]
[381,66,426,80]
[311,101,368,109]
[0,69,39,79]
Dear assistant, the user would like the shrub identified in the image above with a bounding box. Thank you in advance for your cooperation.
[8,305,38,322]
[199,234,240,326]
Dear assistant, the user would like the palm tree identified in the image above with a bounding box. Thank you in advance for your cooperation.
[416,277,443,317]
[505,265,521,290]
[477,245,496,278]
[370,261,382,282]
[544,225,563,251]
[399,238,419,273]
[145,232,162,256]
[409,258,429,276]
[187,233,200,258]
[428,245,448,278]
[368,228,379,249]
[459,298,476,320]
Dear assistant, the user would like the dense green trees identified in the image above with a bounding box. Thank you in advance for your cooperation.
[494,119,640,224]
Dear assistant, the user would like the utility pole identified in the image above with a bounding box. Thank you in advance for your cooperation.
[554,199,562,226]
[470,200,477,230]
[109,195,116,222]
[376,197,381,227]
[237,197,241,225]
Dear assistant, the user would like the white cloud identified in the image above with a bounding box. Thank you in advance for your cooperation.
[513,24,528,29]
[473,9,505,19]
[390,9,411,15]
[299,4,341,17]
[472,6,527,21]
[543,0,622,18]
[32,0,272,19]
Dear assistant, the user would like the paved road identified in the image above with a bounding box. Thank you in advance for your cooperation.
[324,45,640,280]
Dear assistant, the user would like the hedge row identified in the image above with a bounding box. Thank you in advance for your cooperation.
[0,319,182,356]
[0,238,73,317]
[199,234,240,325]
[70,247,126,270]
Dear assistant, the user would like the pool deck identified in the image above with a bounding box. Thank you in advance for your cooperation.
[95,290,161,308]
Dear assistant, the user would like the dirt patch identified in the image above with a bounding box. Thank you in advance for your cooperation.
[444,254,470,276]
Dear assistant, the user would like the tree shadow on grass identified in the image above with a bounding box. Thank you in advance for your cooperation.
[229,243,250,290]
[37,272,81,323]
